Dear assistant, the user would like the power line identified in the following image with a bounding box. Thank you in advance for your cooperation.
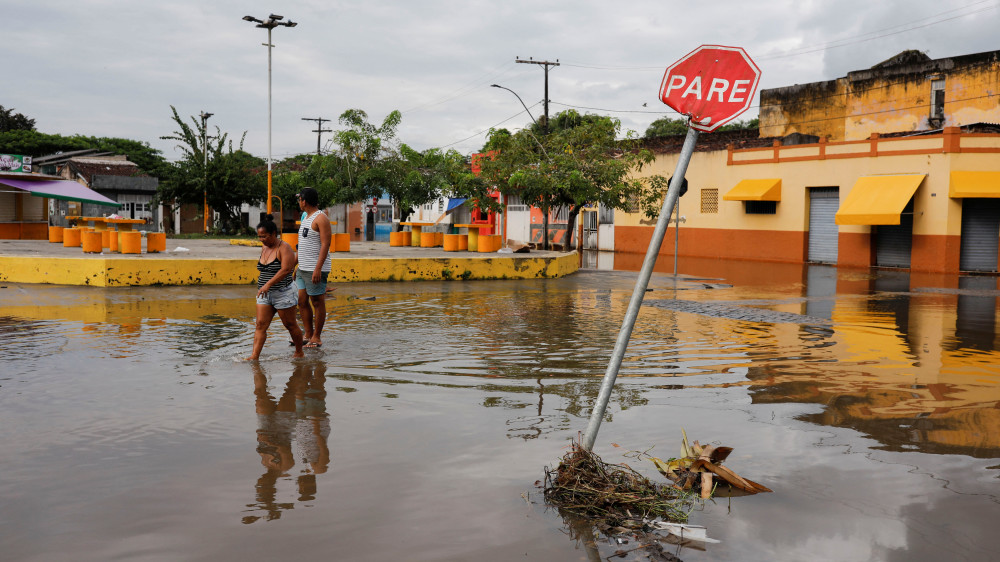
[558,1,996,70]
[301,117,332,156]
[436,101,543,149]
[399,61,527,115]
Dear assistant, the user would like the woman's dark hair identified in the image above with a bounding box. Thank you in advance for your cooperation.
[256,213,278,235]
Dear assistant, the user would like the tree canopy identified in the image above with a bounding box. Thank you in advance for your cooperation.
[644,116,760,138]
[158,106,265,233]
[0,105,36,133]
[478,109,660,250]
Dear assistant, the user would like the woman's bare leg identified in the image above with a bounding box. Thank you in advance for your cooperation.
[249,304,277,360]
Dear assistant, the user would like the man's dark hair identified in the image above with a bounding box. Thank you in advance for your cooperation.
[298,187,319,207]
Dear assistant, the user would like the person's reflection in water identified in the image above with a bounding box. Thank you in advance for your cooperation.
[243,361,330,524]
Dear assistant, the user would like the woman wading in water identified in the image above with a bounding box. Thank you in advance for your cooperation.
[249,215,304,360]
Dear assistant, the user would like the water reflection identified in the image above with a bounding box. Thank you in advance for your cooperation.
[243,362,330,524]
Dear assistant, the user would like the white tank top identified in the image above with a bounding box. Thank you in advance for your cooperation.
[298,210,332,272]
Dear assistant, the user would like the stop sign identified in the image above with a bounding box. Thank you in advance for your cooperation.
[659,45,761,132]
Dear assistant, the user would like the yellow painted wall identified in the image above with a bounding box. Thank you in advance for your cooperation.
[759,79,847,140]
[760,52,1000,141]
[0,254,578,287]
[625,139,1000,239]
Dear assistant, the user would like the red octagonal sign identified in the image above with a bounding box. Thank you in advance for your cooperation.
[659,45,761,132]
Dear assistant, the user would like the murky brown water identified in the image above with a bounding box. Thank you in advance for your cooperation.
[2,261,999,561]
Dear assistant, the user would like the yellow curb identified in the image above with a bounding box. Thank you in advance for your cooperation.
[0,254,578,287]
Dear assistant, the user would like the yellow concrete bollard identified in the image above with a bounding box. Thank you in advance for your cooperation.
[63,227,82,247]
[146,232,166,253]
[81,230,103,253]
[48,226,64,243]
[478,234,500,253]
[443,234,461,252]
[334,232,350,252]
[120,231,142,254]
[457,234,468,251]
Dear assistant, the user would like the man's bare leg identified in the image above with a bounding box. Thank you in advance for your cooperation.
[306,293,326,346]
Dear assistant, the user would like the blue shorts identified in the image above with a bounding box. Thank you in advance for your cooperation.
[256,282,298,309]
[296,269,329,296]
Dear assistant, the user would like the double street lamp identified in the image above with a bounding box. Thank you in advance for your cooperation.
[242,14,297,216]
[199,111,213,234]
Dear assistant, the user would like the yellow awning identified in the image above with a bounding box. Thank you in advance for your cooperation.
[835,174,924,225]
[722,178,781,201]
[949,171,1000,198]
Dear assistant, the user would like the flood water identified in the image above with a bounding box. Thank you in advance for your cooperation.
[2,259,999,561]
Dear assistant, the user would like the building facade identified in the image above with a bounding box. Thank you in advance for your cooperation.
[760,49,1000,141]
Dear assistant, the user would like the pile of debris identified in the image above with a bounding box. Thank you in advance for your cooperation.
[543,442,696,526]
[647,430,772,499]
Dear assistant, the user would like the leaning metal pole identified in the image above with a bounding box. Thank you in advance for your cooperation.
[581,126,699,451]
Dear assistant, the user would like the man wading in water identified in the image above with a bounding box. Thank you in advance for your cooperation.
[295,187,332,348]
[249,215,304,360]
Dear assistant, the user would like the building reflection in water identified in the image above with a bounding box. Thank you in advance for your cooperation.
[746,268,1000,459]
[243,362,330,524]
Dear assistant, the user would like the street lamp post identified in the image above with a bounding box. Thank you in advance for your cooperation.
[490,84,537,126]
[199,111,213,234]
[242,14,297,217]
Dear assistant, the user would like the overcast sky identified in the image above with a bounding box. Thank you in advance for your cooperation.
[5,0,998,163]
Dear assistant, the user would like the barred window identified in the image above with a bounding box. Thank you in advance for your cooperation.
[507,194,522,206]
[700,188,719,214]
[745,201,777,215]
[626,193,641,213]
[438,198,444,213]
[552,206,569,222]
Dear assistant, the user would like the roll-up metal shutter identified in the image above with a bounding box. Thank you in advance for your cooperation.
[808,187,839,263]
[959,198,1000,272]
[0,192,15,222]
[876,205,913,268]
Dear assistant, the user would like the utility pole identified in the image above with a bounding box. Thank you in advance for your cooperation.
[301,117,332,156]
[515,57,559,135]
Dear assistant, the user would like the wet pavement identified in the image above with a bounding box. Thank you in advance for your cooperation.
[1,257,999,561]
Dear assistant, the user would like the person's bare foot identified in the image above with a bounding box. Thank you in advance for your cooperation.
[292,350,304,358]
[304,341,322,348]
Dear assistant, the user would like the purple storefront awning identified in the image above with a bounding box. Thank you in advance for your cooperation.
[0,178,120,208]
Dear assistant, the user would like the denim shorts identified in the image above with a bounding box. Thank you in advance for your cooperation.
[256,282,298,309]
[296,269,329,296]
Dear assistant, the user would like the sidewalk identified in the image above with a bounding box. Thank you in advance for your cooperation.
[0,239,578,286]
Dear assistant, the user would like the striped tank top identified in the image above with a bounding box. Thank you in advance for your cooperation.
[257,242,293,290]
[298,210,332,272]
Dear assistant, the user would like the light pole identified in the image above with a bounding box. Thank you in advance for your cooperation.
[490,84,537,126]
[200,111,213,234]
[242,14,297,217]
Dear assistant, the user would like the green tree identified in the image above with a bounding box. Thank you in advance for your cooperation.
[159,106,265,233]
[0,129,167,176]
[479,110,660,251]
[0,105,36,132]
[644,117,688,138]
